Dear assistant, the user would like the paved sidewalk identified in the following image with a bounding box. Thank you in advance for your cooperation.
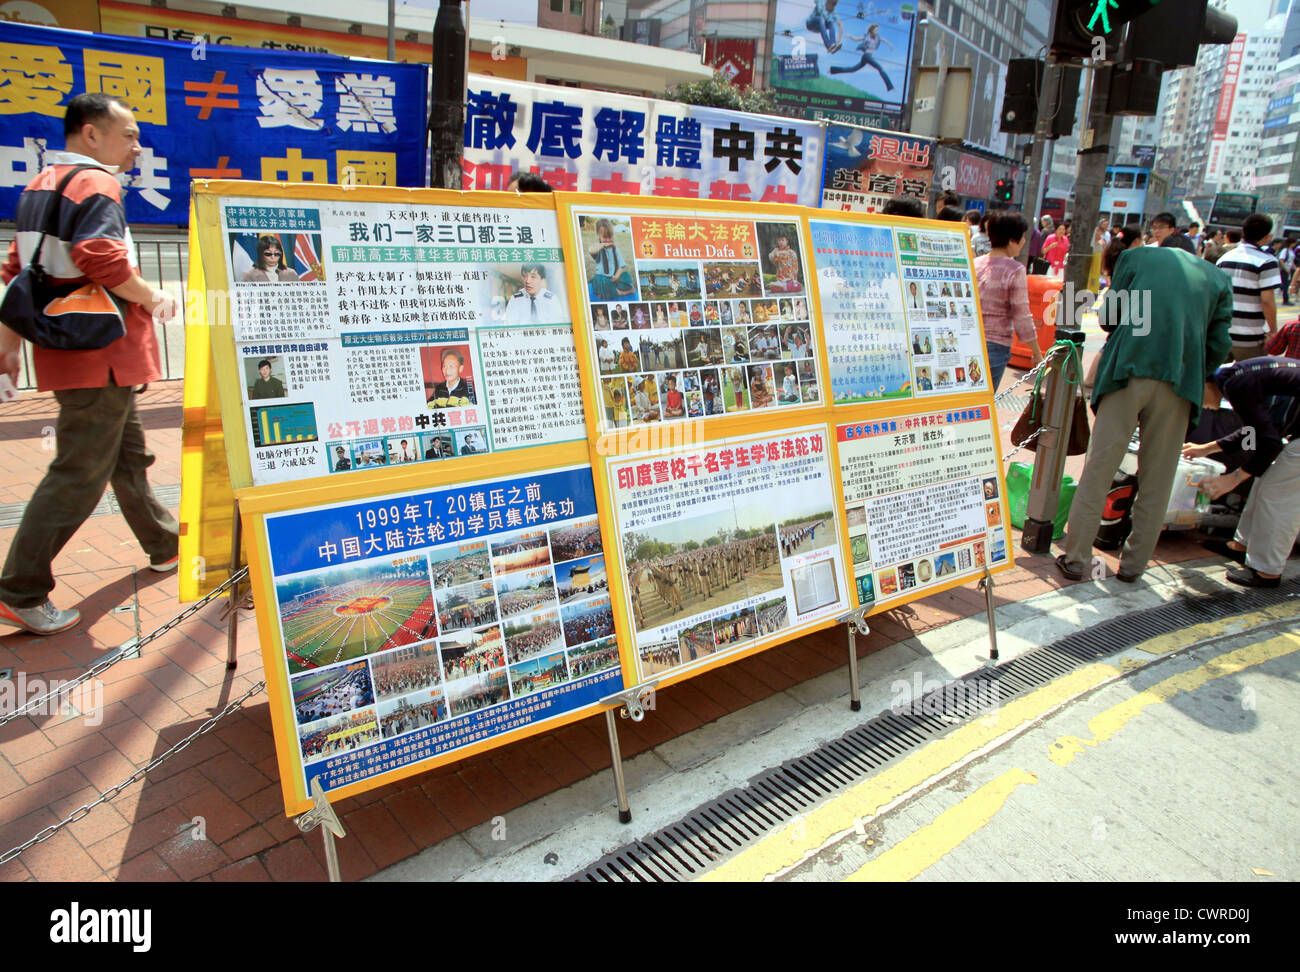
[0,378,1226,882]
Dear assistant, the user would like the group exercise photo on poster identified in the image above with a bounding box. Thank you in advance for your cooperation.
[608,428,850,680]
[262,469,626,795]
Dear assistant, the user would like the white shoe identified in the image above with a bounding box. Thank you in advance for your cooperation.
[0,599,81,635]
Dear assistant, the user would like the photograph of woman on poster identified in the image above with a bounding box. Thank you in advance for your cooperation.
[242,234,299,282]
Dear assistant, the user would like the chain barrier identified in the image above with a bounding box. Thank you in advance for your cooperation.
[993,353,1053,407]
[0,679,266,867]
[0,566,249,729]
[998,341,1083,462]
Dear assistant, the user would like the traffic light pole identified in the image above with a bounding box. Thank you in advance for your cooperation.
[429,0,467,190]
[1021,60,1110,553]
[1019,60,1060,266]
[1064,62,1111,298]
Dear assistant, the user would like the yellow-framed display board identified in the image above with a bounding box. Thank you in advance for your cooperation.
[553,193,1015,693]
[186,182,630,815]
[184,182,1015,815]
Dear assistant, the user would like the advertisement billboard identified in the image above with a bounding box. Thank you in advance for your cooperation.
[912,16,1009,157]
[770,0,917,124]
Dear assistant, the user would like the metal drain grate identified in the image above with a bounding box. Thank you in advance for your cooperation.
[0,484,182,530]
[568,579,1298,882]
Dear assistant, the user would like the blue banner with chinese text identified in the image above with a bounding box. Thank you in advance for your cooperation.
[0,21,428,224]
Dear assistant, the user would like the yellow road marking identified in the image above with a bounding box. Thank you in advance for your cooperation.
[700,611,1298,882]
[1133,602,1300,656]
[699,664,1118,882]
[844,769,1039,882]
[1048,632,1299,767]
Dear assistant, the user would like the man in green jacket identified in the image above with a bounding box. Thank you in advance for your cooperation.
[1057,246,1233,582]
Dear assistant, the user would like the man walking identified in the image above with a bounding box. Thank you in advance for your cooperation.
[0,93,179,635]
[1216,213,1281,360]
[1056,244,1232,583]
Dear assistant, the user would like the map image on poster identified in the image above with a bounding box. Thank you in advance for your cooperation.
[263,466,623,795]
[570,207,824,436]
[810,219,913,403]
[895,228,987,396]
[607,426,849,681]
[222,197,586,485]
[838,406,1007,610]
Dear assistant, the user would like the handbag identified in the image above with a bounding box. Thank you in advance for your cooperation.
[1011,344,1091,456]
[0,164,128,351]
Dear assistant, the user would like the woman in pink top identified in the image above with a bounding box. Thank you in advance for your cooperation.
[1042,223,1070,277]
[974,211,1044,391]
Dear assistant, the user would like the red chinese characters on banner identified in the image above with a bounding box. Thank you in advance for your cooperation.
[631,216,757,259]
[614,434,825,491]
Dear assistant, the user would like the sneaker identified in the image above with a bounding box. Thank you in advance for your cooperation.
[149,553,180,573]
[0,599,81,636]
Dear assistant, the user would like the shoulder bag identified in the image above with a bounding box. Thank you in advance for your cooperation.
[0,164,128,351]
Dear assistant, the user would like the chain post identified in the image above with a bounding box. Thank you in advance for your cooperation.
[1021,336,1084,553]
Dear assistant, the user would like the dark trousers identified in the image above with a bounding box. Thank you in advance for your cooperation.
[0,384,178,607]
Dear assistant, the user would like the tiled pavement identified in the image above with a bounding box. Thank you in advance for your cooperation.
[0,379,1219,882]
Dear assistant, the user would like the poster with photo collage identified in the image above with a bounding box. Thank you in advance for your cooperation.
[567,206,824,434]
[812,217,987,405]
[894,227,988,397]
[263,465,623,798]
[837,406,1007,611]
[220,196,586,486]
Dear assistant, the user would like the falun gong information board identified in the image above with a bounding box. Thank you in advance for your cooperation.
[191,182,584,489]
[810,218,988,403]
[248,462,623,812]
[557,194,852,687]
[837,405,1011,610]
[606,425,850,682]
[564,201,826,435]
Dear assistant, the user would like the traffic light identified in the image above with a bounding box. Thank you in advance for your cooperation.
[1050,0,1163,60]
[994,179,1013,203]
[1125,1,1237,69]
[1000,58,1043,134]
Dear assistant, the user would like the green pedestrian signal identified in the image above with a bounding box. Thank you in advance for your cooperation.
[1050,0,1164,59]
[1088,0,1119,34]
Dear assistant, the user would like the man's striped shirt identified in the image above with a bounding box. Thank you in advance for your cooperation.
[1217,242,1282,345]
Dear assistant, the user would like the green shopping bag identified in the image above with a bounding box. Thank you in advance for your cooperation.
[1006,461,1077,540]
